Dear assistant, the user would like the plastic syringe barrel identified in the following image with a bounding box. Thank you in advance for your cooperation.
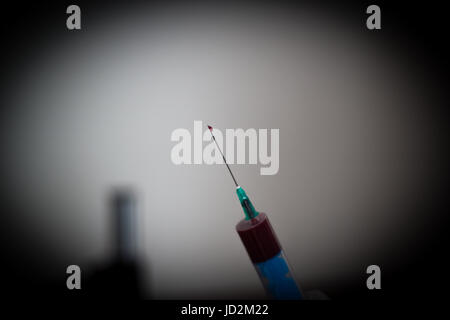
[236,212,302,300]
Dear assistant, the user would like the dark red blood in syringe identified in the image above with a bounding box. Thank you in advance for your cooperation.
[236,212,281,263]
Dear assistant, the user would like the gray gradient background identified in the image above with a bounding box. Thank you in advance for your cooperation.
[0,3,443,298]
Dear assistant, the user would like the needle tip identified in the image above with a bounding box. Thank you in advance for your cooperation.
[207,125,213,131]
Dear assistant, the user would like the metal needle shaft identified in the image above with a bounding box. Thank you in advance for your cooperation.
[208,125,239,187]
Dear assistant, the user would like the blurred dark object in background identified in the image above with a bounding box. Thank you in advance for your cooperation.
[85,189,144,299]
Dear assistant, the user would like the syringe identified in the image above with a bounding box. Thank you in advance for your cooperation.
[208,125,303,300]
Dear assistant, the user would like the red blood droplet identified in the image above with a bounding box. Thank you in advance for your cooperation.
[207,125,213,131]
